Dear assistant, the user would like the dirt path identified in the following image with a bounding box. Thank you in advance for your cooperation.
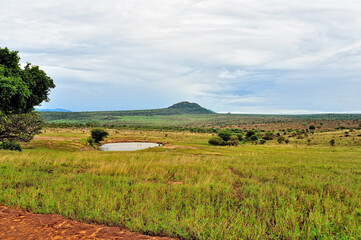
[0,206,177,240]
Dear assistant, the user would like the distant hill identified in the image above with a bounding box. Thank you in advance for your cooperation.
[40,101,214,123]
[167,101,213,114]
[36,108,71,112]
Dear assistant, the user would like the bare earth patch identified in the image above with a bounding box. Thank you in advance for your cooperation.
[0,206,177,240]
[162,145,197,150]
[34,136,81,141]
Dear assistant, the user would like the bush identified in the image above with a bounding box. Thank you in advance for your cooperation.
[228,135,240,146]
[217,131,232,141]
[277,136,286,144]
[87,138,95,148]
[259,139,266,144]
[262,132,273,140]
[249,135,258,142]
[236,133,243,141]
[246,130,256,138]
[91,128,109,143]
[330,139,335,146]
[0,140,22,151]
[208,136,226,146]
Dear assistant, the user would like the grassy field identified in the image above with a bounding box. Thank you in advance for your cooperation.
[41,111,361,130]
[0,128,361,239]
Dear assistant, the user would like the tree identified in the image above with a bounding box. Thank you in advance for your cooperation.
[217,130,232,142]
[0,47,55,147]
[262,132,273,140]
[277,136,286,144]
[208,136,226,146]
[0,113,43,142]
[227,135,240,146]
[246,130,256,138]
[249,135,258,142]
[0,47,55,115]
[91,128,109,143]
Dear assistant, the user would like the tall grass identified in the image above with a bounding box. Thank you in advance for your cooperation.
[0,128,360,239]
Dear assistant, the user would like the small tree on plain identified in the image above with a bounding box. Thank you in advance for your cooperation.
[209,136,226,146]
[227,135,240,146]
[217,130,232,142]
[0,47,55,150]
[277,136,286,144]
[91,128,109,143]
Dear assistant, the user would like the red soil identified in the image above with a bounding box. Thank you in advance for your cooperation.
[0,206,177,240]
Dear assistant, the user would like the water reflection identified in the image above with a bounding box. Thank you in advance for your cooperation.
[99,142,161,151]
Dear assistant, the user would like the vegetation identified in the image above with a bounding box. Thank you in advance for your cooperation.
[208,136,226,146]
[0,140,22,151]
[0,47,55,115]
[0,112,43,142]
[0,127,360,239]
[1,52,361,238]
[90,128,109,143]
[0,47,54,150]
[40,110,361,131]
[209,130,240,146]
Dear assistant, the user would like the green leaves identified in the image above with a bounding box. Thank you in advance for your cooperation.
[0,69,31,114]
[0,47,55,115]
[0,47,53,143]
[0,113,44,142]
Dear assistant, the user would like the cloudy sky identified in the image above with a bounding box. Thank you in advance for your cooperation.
[1,0,361,113]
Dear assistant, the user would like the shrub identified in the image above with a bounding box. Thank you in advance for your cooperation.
[263,132,273,140]
[296,134,304,139]
[246,130,256,138]
[208,136,226,146]
[217,130,232,142]
[249,135,258,142]
[259,139,266,144]
[0,140,22,151]
[91,128,109,143]
[277,136,286,144]
[330,139,335,146]
[87,138,95,147]
[228,135,240,146]
[236,133,243,141]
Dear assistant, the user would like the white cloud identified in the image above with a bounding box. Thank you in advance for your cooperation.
[1,0,361,112]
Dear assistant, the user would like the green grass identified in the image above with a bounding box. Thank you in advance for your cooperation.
[0,128,360,239]
[42,112,361,130]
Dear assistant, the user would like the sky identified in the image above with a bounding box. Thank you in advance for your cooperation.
[1,0,361,113]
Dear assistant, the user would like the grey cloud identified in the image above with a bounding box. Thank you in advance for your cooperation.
[1,0,361,113]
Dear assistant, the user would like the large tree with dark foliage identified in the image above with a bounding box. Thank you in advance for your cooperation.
[0,47,55,145]
[0,47,55,115]
[0,113,43,142]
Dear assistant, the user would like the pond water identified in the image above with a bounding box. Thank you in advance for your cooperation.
[99,142,161,151]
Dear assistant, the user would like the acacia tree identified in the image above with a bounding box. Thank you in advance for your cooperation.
[0,113,43,142]
[0,47,55,144]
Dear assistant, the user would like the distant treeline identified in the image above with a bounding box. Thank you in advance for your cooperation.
[45,121,360,134]
[41,111,361,128]
[45,122,219,133]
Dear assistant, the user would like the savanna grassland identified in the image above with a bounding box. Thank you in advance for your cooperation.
[42,111,361,131]
[1,127,361,239]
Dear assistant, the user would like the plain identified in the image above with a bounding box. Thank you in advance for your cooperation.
[0,128,360,239]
